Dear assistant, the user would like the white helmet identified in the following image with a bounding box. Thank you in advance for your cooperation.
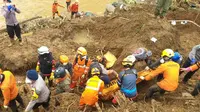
[38,46,49,55]
[122,55,136,66]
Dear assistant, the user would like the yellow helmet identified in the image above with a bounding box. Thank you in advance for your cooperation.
[77,47,87,56]
[122,55,136,66]
[91,68,100,75]
[161,49,174,58]
[59,55,69,63]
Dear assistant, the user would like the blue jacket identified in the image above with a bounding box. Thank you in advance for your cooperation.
[118,68,137,98]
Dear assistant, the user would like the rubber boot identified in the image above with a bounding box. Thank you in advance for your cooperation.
[8,39,14,47]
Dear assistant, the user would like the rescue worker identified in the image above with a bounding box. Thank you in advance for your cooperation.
[36,46,56,87]
[117,55,138,100]
[88,59,110,85]
[70,0,79,19]
[132,47,152,65]
[54,67,71,94]
[2,0,23,46]
[25,70,50,112]
[172,52,183,65]
[70,47,91,91]
[154,0,172,19]
[66,0,71,10]
[79,68,104,110]
[148,51,182,70]
[140,49,180,99]
[182,44,200,83]
[55,55,73,76]
[52,0,64,19]
[181,62,200,96]
[0,70,25,112]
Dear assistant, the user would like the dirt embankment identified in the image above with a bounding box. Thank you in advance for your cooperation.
[0,4,200,112]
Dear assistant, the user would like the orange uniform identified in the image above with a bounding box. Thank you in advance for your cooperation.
[0,71,18,106]
[70,3,78,12]
[79,76,104,107]
[145,61,180,91]
[70,55,91,89]
[189,62,200,71]
[52,3,63,13]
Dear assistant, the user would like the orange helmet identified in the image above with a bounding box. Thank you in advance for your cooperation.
[59,55,69,63]
[77,47,87,56]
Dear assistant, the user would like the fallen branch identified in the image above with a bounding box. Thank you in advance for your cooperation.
[165,96,195,100]
[112,105,118,112]
[0,16,42,33]
[168,20,200,28]
[95,102,102,112]
[67,101,76,112]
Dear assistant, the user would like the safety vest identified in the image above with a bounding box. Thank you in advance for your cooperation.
[85,76,103,92]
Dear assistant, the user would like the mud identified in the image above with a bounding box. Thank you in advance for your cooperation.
[0,3,200,112]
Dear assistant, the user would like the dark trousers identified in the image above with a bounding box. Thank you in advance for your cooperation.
[9,94,24,112]
[71,12,78,19]
[182,57,199,82]
[191,81,200,96]
[66,2,71,9]
[146,84,165,98]
[6,24,22,42]
[41,74,53,87]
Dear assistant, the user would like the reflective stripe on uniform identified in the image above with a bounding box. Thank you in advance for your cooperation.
[85,80,102,91]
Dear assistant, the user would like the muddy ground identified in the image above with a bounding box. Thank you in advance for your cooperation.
[0,4,200,112]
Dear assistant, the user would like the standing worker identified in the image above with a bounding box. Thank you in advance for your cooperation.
[79,68,104,111]
[25,70,50,112]
[2,0,23,46]
[140,49,180,99]
[70,0,79,19]
[66,0,71,11]
[55,55,73,76]
[52,0,64,19]
[70,47,91,92]
[36,46,56,87]
[0,70,25,112]
[181,45,200,83]
[117,55,138,100]
[154,0,172,19]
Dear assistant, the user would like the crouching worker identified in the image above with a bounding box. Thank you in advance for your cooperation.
[132,47,152,65]
[56,55,73,76]
[181,61,200,96]
[79,68,104,111]
[54,67,71,94]
[0,71,25,112]
[117,55,138,101]
[140,49,180,99]
[25,70,50,112]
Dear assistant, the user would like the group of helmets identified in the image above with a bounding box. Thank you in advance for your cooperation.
[122,48,176,66]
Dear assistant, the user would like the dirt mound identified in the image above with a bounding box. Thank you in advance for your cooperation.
[0,4,183,73]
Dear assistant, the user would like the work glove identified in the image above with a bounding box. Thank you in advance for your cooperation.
[49,72,54,81]
[3,105,8,109]
[36,65,40,72]
[81,74,85,79]
[31,88,39,100]
[140,76,145,80]
[160,58,165,64]
[180,67,191,72]
[145,66,150,70]
[7,5,16,11]
[190,58,196,65]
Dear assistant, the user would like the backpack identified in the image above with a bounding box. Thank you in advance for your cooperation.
[39,53,54,74]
